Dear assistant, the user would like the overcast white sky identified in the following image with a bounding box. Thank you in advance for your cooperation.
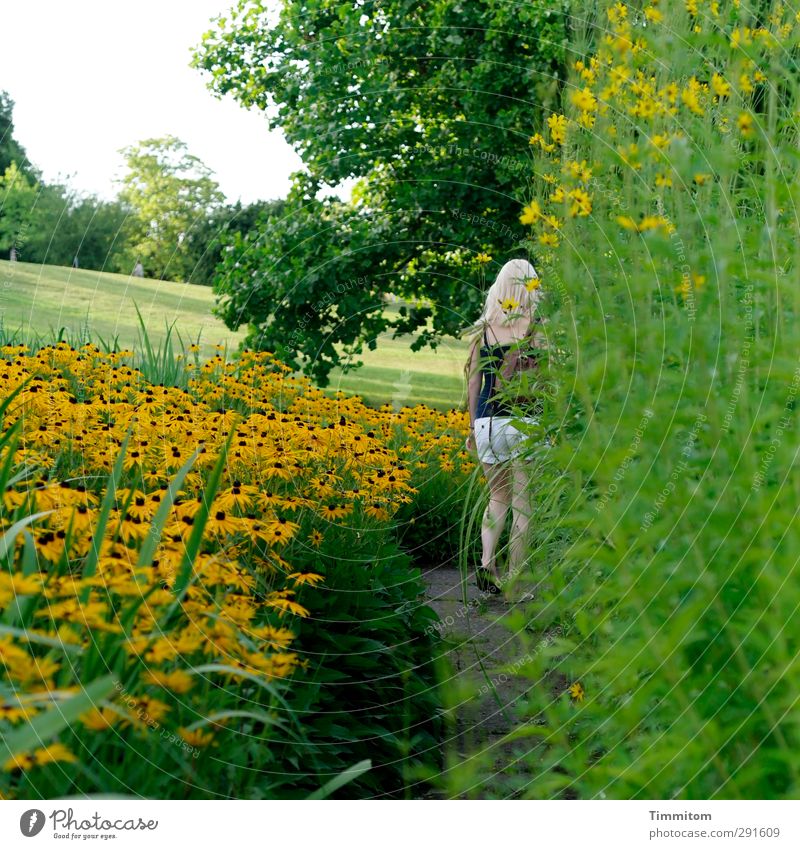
[0,0,301,204]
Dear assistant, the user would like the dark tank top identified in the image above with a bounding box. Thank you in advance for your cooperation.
[476,330,512,419]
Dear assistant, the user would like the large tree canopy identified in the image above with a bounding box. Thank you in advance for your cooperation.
[194,0,568,383]
[118,136,225,282]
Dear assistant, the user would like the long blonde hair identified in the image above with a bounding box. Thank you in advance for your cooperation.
[475,258,540,334]
[464,259,541,385]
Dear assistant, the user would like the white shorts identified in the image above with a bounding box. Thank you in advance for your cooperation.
[473,416,537,465]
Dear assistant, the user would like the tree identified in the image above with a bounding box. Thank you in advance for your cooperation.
[25,187,134,272]
[194,0,569,381]
[183,198,286,286]
[118,136,225,282]
[214,178,390,383]
[0,92,36,178]
[0,162,41,257]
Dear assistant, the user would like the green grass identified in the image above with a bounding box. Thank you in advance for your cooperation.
[329,336,466,409]
[0,260,466,409]
[0,259,245,355]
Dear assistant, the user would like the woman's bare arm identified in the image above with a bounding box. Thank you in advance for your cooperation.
[467,339,482,427]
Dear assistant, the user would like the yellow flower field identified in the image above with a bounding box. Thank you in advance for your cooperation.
[0,343,471,798]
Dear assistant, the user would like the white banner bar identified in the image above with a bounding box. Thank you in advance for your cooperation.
[1,800,798,848]
[1,799,798,849]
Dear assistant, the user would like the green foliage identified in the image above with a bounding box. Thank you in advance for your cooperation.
[284,536,443,798]
[0,323,456,799]
[118,136,225,282]
[0,163,41,254]
[194,0,570,382]
[214,177,391,385]
[185,198,285,286]
[0,92,34,178]
[478,0,800,800]
[27,187,133,272]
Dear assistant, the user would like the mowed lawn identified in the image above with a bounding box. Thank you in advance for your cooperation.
[0,260,466,409]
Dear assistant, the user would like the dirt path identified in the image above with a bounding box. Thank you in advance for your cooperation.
[422,565,544,796]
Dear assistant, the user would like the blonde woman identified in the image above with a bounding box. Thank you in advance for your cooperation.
[466,258,542,593]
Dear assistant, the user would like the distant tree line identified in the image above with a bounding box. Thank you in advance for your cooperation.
[0,92,282,284]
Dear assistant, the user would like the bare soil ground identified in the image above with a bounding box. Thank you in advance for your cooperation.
[422,564,552,797]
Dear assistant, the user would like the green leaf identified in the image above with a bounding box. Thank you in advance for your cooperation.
[0,675,116,763]
[307,759,372,800]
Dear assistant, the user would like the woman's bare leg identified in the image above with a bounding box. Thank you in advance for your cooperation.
[481,461,511,575]
[508,463,532,579]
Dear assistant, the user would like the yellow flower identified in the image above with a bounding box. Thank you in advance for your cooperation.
[607,2,627,23]
[499,297,521,312]
[146,669,195,694]
[179,728,215,748]
[650,133,671,150]
[568,681,585,703]
[538,232,560,248]
[569,87,598,113]
[4,743,77,772]
[475,252,492,264]
[542,214,562,230]
[711,73,731,99]
[547,113,568,145]
[568,188,592,217]
[0,700,36,723]
[680,77,706,116]
[738,112,754,137]
[80,707,120,731]
[288,572,325,587]
[644,5,663,23]
[655,173,672,188]
[320,503,351,520]
[309,529,324,547]
[524,277,541,292]
[519,200,541,226]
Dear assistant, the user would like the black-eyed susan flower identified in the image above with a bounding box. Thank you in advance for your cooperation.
[568,682,585,703]
[179,728,215,748]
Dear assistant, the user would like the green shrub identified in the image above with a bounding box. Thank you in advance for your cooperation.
[456,0,800,799]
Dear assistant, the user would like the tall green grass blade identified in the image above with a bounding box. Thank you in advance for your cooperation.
[307,760,372,800]
[171,430,234,600]
[81,433,130,581]
[135,449,200,568]
[0,675,115,763]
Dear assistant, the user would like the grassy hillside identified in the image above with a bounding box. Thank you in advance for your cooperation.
[0,260,466,408]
